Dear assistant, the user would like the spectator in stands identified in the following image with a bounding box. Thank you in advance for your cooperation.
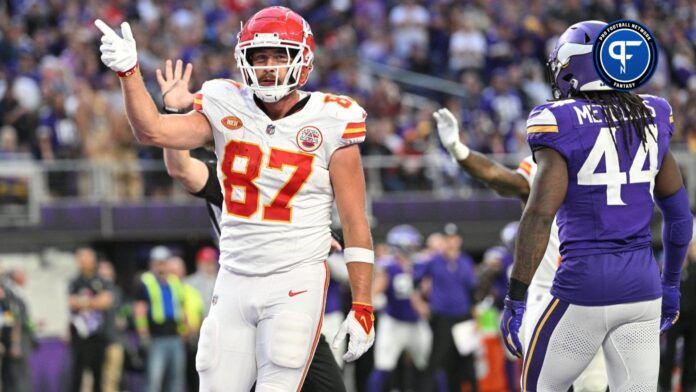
[68,246,114,392]
[168,256,204,392]
[134,246,186,392]
[448,13,486,79]
[72,79,114,162]
[417,223,478,392]
[37,91,80,197]
[479,68,524,153]
[4,0,696,197]
[97,260,125,392]
[388,0,430,61]
[1,268,33,392]
[0,126,20,158]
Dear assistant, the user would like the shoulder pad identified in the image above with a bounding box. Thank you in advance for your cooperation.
[319,93,367,123]
[199,79,242,97]
[516,155,535,181]
[640,94,674,125]
[195,79,246,112]
[526,103,559,134]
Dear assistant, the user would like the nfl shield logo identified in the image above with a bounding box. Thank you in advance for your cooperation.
[266,124,276,135]
[211,295,218,306]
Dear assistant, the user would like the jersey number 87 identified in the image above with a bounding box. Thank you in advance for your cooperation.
[221,140,313,222]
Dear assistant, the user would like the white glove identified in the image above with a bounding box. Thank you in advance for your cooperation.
[332,305,375,362]
[433,108,470,161]
[94,19,138,73]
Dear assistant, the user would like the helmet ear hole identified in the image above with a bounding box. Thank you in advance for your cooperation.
[562,74,574,82]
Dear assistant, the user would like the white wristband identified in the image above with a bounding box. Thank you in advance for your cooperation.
[344,247,374,264]
[447,142,470,161]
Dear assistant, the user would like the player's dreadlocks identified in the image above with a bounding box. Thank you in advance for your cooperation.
[577,91,656,154]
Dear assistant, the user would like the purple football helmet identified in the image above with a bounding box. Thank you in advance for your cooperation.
[547,20,611,99]
[387,224,422,252]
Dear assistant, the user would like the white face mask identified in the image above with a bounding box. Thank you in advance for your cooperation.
[235,40,313,103]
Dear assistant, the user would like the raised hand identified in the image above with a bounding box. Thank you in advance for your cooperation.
[433,108,470,161]
[94,19,138,74]
[156,59,195,110]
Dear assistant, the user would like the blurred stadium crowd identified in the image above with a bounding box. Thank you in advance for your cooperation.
[2,0,696,197]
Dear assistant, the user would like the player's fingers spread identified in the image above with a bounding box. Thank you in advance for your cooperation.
[100,35,114,45]
[165,59,173,80]
[183,63,193,83]
[174,59,183,80]
[156,69,166,86]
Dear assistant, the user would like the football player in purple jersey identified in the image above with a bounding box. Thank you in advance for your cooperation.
[367,225,432,392]
[496,20,692,391]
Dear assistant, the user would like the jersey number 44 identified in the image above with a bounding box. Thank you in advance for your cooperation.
[577,125,658,206]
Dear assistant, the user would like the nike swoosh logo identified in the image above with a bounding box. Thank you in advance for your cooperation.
[288,290,308,297]
[358,315,370,334]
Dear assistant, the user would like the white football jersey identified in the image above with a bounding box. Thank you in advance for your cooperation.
[195,80,366,275]
[516,155,560,291]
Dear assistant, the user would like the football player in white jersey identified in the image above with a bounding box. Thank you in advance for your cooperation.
[433,108,608,392]
[95,7,375,391]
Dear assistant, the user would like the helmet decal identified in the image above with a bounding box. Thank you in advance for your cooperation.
[547,20,611,99]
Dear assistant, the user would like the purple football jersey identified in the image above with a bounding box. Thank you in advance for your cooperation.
[526,94,674,305]
[421,252,477,317]
[383,258,419,322]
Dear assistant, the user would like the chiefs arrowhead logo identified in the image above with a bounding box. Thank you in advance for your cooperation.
[221,116,243,130]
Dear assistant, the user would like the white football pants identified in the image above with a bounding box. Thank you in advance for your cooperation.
[197,262,328,392]
[521,286,609,392]
[520,292,659,392]
[373,313,432,371]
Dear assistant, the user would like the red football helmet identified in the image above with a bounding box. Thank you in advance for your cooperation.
[235,7,315,102]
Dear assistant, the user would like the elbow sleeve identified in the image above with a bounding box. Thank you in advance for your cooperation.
[656,187,693,285]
